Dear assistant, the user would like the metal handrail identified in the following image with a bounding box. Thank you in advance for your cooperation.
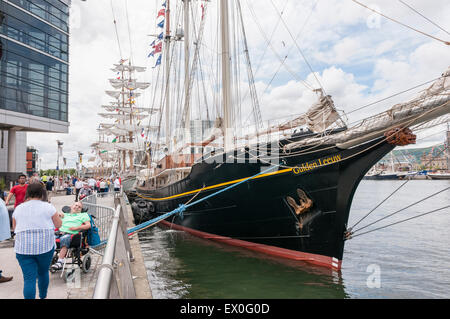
[93,205,121,299]
[91,192,136,299]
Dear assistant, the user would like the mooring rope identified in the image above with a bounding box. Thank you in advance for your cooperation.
[126,164,280,236]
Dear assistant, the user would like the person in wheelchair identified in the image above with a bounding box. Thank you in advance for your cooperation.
[51,202,91,271]
[78,184,92,201]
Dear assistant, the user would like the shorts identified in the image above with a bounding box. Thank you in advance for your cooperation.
[57,234,72,248]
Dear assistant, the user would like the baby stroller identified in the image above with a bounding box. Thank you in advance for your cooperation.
[50,206,93,282]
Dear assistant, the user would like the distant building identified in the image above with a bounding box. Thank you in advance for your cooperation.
[0,0,71,184]
[419,153,447,170]
[26,146,38,176]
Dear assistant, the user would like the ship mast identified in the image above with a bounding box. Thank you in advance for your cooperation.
[183,0,190,139]
[220,0,233,152]
[446,123,450,171]
[165,0,171,152]
[128,60,134,172]
[121,65,126,173]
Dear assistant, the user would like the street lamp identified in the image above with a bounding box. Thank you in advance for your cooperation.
[56,140,63,171]
[56,140,63,189]
[78,151,83,177]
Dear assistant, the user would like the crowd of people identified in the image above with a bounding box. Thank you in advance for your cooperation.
[0,173,122,298]
[36,175,122,202]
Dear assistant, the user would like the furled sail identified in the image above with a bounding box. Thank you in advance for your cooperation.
[284,67,450,150]
[101,105,158,114]
[114,142,142,151]
[305,91,343,133]
[99,123,115,129]
[98,113,149,121]
[93,142,115,151]
[111,64,146,73]
[105,90,142,99]
[109,79,151,90]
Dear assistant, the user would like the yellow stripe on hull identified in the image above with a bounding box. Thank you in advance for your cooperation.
[136,167,293,201]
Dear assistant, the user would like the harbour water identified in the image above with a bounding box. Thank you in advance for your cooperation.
[137,180,450,299]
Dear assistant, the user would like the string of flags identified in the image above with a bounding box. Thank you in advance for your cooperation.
[148,1,166,68]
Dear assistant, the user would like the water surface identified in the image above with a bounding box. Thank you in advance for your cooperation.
[138,180,450,298]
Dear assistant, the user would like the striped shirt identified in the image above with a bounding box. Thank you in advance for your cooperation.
[14,229,55,255]
[13,200,57,255]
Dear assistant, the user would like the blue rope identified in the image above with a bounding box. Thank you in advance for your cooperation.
[125,164,280,235]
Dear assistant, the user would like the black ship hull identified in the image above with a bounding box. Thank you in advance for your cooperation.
[130,136,395,270]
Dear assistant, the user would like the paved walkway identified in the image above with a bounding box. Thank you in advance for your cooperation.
[0,195,84,298]
[0,193,151,299]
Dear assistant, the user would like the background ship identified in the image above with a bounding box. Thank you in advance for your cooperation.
[90,61,153,182]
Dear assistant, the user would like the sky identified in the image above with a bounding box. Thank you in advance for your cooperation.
[27,0,450,170]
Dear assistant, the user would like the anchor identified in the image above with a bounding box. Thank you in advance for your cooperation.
[286,189,313,230]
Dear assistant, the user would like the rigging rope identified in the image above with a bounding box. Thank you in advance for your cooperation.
[241,0,319,127]
[124,0,134,63]
[268,0,327,94]
[351,186,450,235]
[349,205,450,239]
[245,0,314,91]
[351,0,450,45]
[110,0,123,59]
[345,77,442,116]
[349,142,448,230]
[398,0,450,36]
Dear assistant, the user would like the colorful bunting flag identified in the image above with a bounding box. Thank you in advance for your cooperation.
[153,54,162,68]
[154,42,162,54]
[157,9,165,18]
[157,20,165,28]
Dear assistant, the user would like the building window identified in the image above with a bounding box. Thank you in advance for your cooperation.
[0,38,68,122]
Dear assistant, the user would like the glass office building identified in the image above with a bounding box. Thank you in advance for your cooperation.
[0,0,70,122]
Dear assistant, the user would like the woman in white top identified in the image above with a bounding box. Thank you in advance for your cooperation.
[12,183,62,299]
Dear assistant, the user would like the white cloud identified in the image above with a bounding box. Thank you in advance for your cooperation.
[26,0,450,169]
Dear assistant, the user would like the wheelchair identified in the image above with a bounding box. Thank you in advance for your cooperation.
[50,206,93,282]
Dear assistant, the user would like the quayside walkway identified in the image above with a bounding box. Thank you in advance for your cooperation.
[0,192,152,299]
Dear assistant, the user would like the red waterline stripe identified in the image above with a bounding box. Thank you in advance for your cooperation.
[160,220,342,271]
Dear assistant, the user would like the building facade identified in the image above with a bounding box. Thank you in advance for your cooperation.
[26,145,37,176]
[0,0,70,182]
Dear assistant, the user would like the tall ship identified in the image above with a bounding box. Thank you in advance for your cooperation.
[363,152,399,180]
[95,1,450,270]
[90,60,153,184]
